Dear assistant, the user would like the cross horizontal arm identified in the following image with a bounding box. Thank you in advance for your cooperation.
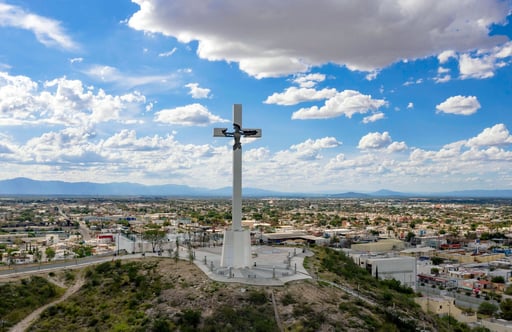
[241,128,262,137]
[213,128,228,137]
[214,127,262,138]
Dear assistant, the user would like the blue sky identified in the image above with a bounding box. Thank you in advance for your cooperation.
[0,0,511,193]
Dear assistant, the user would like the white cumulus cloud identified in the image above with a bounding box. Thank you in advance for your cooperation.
[358,131,392,150]
[0,72,146,127]
[436,95,481,115]
[274,137,340,162]
[292,73,326,88]
[438,50,457,64]
[458,41,512,79]
[466,124,512,147]
[154,103,228,126]
[265,87,337,106]
[292,90,387,120]
[185,83,211,99]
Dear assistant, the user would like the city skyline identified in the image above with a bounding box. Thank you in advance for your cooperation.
[0,0,511,193]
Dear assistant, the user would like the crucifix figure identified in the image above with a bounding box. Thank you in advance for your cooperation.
[213,104,261,267]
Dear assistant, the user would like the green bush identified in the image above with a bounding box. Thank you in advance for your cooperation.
[281,292,296,306]
[478,301,498,316]
[248,290,268,305]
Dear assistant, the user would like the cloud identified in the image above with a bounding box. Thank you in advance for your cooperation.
[1,120,510,193]
[356,131,407,152]
[154,103,228,126]
[158,47,177,57]
[84,65,180,90]
[362,112,385,123]
[0,134,14,154]
[407,102,414,109]
[128,0,509,78]
[436,95,481,115]
[466,124,512,147]
[264,87,337,106]
[291,136,340,151]
[0,72,146,127]
[387,141,408,153]
[326,153,380,171]
[459,54,497,79]
[403,78,423,86]
[358,131,392,150]
[0,2,78,50]
[185,83,211,99]
[408,124,512,165]
[0,71,39,121]
[438,50,457,64]
[292,90,387,120]
[434,74,452,83]
[457,41,512,79]
[69,57,83,64]
[264,72,336,105]
[273,137,340,163]
[20,127,102,164]
[293,73,326,88]
[365,71,379,81]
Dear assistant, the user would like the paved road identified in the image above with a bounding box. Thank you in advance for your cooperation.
[58,206,91,241]
[0,253,146,279]
[417,285,499,311]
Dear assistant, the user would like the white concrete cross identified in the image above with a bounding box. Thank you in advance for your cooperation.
[214,104,261,231]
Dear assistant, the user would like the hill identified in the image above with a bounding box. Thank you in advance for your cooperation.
[0,248,483,332]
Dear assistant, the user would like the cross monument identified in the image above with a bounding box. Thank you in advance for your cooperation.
[214,104,261,268]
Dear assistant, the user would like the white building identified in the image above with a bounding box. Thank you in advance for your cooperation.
[367,256,417,289]
[348,251,417,290]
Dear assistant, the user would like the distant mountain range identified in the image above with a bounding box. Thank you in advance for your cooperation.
[0,177,511,198]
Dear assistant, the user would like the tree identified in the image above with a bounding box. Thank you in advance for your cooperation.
[33,247,42,263]
[174,238,180,263]
[143,229,167,253]
[478,301,498,316]
[6,248,16,266]
[431,256,444,265]
[405,231,415,242]
[491,276,505,284]
[500,298,512,320]
[73,245,93,258]
[45,247,56,262]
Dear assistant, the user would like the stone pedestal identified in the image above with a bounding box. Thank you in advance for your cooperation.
[221,228,252,268]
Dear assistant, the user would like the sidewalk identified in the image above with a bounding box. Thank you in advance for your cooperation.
[188,245,313,286]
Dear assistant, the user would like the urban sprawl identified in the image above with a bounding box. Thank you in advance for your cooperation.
[1,196,512,328]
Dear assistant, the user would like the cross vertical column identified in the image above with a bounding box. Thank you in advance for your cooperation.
[213,104,261,268]
[232,104,242,231]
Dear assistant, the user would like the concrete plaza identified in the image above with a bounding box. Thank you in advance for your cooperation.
[190,245,313,286]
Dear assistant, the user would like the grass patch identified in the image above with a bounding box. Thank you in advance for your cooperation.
[0,276,64,331]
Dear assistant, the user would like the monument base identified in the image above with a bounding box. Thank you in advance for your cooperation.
[221,228,252,268]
